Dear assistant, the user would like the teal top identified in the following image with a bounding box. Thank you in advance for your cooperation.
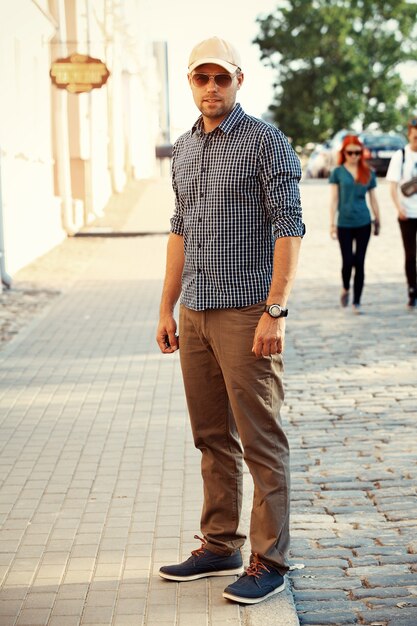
[329,166,376,228]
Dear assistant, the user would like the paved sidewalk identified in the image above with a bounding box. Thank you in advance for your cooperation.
[0,177,416,626]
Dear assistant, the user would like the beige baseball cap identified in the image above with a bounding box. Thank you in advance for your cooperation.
[188,36,242,73]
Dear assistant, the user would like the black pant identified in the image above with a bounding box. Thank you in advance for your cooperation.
[398,218,417,291]
[337,224,371,305]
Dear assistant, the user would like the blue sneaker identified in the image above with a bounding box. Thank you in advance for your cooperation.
[223,554,285,604]
[159,535,244,581]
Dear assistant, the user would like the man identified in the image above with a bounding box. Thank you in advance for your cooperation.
[156,36,304,605]
[386,117,417,308]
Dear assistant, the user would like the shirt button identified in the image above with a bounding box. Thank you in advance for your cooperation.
[197,268,202,273]
[198,217,202,222]
[200,192,204,197]
[197,243,202,249]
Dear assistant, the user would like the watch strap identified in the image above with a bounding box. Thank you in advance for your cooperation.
[264,304,289,318]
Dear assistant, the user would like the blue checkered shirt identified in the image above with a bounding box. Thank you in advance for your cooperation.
[170,103,304,310]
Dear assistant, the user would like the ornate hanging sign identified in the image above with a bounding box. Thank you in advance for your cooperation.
[50,53,110,93]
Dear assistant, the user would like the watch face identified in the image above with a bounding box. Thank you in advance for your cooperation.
[269,305,282,318]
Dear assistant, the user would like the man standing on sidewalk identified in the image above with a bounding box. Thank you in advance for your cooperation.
[156,36,304,605]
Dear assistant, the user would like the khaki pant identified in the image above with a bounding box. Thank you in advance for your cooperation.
[179,303,290,574]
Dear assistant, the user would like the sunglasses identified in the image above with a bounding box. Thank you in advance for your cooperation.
[409,118,417,127]
[191,71,237,88]
[345,150,362,156]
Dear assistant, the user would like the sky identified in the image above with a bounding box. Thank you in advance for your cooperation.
[143,0,279,139]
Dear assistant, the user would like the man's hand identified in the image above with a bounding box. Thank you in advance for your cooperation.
[252,314,286,358]
[398,206,408,221]
[156,315,179,354]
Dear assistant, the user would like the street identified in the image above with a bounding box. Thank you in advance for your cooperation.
[287,180,417,625]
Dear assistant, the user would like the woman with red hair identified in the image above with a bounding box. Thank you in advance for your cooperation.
[329,135,381,312]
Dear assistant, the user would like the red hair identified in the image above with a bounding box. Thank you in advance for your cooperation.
[338,135,371,185]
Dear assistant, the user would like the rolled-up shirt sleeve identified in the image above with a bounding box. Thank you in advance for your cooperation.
[169,142,184,235]
[259,127,305,241]
[385,149,403,183]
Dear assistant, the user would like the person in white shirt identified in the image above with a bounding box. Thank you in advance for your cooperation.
[386,118,417,308]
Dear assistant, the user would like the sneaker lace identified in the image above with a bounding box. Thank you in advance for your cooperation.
[191,534,207,557]
[246,554,270,578]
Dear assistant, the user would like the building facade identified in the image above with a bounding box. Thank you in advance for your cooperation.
[0,0,166,282]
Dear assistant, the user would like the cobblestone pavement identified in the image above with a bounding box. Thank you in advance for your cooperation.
[0,177,416,626]
[286,180,417,625]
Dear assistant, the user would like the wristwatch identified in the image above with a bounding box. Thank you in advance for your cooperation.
[264,304,288,318]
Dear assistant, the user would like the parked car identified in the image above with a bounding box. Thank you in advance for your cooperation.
[360,132,407,176]
[326,129,407,176]
[305,143,331,178]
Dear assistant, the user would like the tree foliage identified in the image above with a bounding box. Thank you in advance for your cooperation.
[254,0,417,145]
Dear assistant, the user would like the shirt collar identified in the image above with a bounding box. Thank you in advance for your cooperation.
[191,103,245,137]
